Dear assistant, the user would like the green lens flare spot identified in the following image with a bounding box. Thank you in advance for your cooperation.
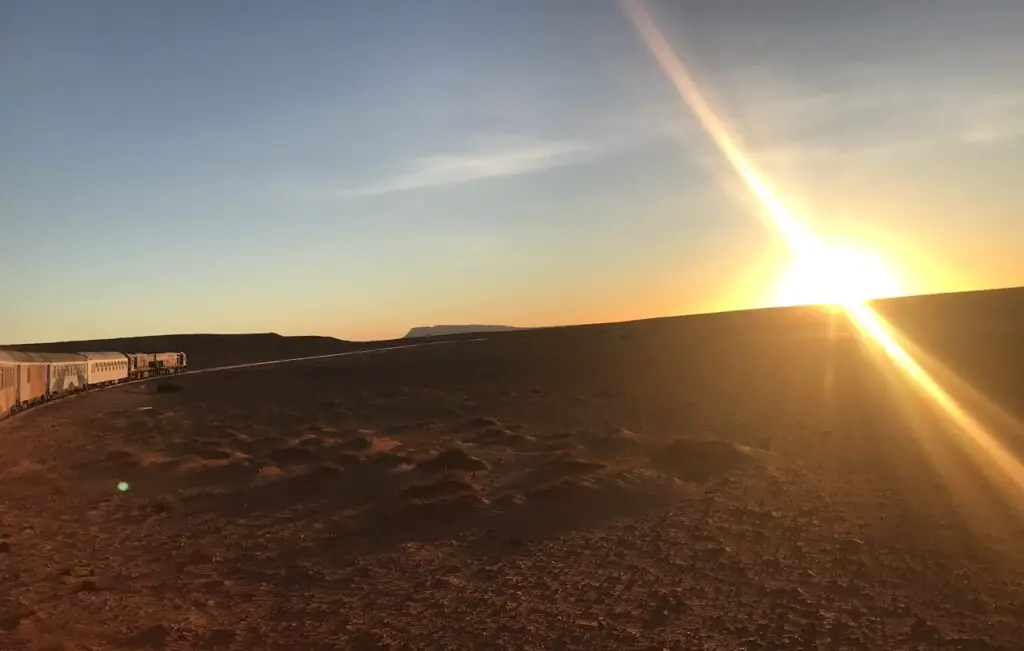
[117,481,130,492]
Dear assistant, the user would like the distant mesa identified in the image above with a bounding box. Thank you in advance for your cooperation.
[403,325,525,339]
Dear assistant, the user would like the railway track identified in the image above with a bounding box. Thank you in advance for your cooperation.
[0,338,485,426]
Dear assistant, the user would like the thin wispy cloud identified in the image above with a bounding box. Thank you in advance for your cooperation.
[700,62,1024,164]
[334,137,592,199]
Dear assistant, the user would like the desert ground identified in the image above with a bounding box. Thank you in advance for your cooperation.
[2,291,1024,650]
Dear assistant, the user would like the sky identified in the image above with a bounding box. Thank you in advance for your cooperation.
[2,0,1023,343]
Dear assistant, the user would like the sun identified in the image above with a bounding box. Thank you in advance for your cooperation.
[771,242,904,308]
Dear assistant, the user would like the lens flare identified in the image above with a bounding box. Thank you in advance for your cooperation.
[772,243,904,308]
[620,0,1024,504]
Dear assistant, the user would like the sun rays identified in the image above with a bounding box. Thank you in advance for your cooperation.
[620,0,1024,513]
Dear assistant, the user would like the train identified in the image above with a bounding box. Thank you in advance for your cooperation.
[0,351,187,421]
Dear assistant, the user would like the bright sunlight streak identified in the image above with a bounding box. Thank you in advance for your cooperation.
[620,0,1024,503]
[771,243,904,308]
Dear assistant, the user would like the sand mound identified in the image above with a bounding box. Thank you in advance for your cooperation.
[466,426,534,448]
[102,449,136,464]
[79,446,175,473]
[584,428,642,455]
[329,451,366,467]
[154,381,185,394]
[197,447,235,461]
[265,444,315,467]
[398,492,489,521]
[467,426,509,442]
[337,435,375,451]
[337,434,402,455]
[491,492,526,510]
[463,416,502,430]
[232,436,286,457]
[293,433,334,450]
[535,451,607,482]
[267,463,344,495]
[416,447,490,473]
[648,437,753,481]
[173,455,254,488]
[502,432,534,447]
[366,451,415,470]
[400,476,480,501]
[480,468,675,549]
[541,439,584,452]
[526,476,599,500]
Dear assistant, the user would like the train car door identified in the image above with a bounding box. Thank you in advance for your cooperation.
[16,364,26,406]
[17,364,36,405]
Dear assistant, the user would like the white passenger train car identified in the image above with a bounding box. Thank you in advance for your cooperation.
[38,353,89,396]
[81,352,129,386]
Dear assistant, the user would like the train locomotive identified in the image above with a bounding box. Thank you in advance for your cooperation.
[0,350,187,421]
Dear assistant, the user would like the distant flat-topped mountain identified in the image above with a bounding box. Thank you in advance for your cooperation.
[404,325,526,339]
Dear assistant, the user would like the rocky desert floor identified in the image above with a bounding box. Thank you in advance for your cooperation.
[2,308,1024,650]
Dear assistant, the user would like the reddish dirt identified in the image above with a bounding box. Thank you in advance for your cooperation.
[1,300,1024,649]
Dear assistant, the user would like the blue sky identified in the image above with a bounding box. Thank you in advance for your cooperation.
[2,0,1023,343]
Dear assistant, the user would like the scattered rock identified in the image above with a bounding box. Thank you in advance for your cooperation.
[258,465,283,477]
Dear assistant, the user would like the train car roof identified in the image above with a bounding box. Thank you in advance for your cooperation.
[0,350,49,363]
[34,352,88,363]
[78,351,128,361]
